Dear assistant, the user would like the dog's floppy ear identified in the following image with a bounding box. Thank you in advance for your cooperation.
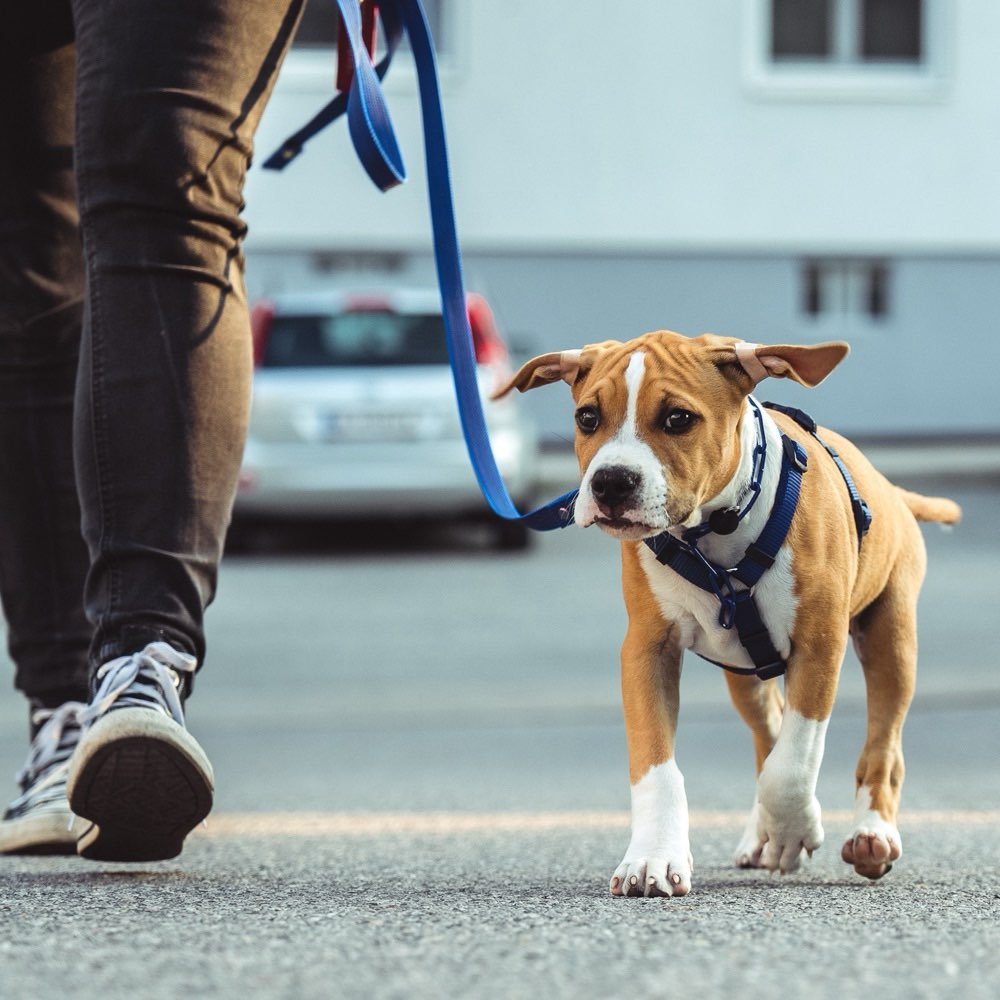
[733,340,849,388]
[490,350,583,399]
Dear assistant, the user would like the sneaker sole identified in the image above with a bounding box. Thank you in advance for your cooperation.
[67,709,213,862]
[0,811,86,856]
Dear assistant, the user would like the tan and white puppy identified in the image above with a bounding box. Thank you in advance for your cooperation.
[494,330,960,897]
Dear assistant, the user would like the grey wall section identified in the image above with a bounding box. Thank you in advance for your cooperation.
[245,250,1000,441]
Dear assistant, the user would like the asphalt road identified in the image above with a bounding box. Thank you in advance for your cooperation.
[0,476,997,999]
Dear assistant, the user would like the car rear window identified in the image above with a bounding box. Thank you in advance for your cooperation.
[261,311,451,367]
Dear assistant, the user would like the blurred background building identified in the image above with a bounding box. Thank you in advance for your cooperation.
[243,0,1000,442]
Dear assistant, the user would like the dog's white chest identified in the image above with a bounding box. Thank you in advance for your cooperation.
[636,543,799,670]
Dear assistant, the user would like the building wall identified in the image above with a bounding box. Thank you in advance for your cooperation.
[246,247,999,438]
[242,1,1000,437]
[246,0,1000,252]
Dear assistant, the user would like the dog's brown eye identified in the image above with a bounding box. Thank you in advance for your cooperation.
[663,409,696,433]
[576,406,600,433]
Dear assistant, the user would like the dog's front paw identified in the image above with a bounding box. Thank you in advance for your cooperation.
[615,760,693,896]
[611,850,693,897]
[842,814,901,880]
[756,797,824,874]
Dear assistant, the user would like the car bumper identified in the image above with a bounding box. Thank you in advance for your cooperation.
[234,436,538,519]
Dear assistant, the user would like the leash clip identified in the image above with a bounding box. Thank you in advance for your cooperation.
[682,539,738,629]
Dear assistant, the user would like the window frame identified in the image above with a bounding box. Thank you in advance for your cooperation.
[800,257,892,323]
[743,0,952,102]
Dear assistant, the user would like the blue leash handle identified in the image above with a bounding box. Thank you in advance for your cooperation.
[262,2,403,174]
[265,0,577,531]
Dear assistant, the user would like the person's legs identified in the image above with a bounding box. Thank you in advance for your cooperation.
[0,3,90,713]
[64,0,303,861]
[71,0,305,674]
[0,3,91,855]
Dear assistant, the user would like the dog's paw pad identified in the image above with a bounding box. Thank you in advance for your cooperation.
[755,797,824,874]
[610,856,691,897]
[732,801,767,869]
[842,826,901,880]
[734,847,766,869]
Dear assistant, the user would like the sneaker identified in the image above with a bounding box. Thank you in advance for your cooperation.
[0,702,87,855]
[67,641,214,862]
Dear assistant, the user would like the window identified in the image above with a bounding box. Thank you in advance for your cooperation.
[745,0,950,100]
[771,0,922,65]
[802,258,890,321]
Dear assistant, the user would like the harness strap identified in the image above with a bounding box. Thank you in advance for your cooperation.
[732,434,807,588]
[763,402,872,547]
[728,593,788,681]
[646,402,872,682]
[644,432,808,681]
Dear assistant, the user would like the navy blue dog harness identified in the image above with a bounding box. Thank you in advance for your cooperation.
[643,401,872,681]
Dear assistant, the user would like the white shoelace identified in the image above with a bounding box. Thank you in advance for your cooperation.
[6,643,198,824]
[79,641,198,731]
[8,701,86,814]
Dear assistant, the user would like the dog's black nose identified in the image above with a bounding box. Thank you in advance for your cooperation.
[591,466,640,509]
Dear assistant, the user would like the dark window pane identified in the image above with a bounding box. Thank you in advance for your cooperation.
[772,0,832,58]
[803,261,824,315]
[861,0,922,60]
[867,262,890,317]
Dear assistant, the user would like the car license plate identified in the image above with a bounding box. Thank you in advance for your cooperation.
[316,410,426,442]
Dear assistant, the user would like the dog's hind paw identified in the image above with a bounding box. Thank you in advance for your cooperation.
[842,822,901,880]
[733,800,767,868]
[734,842,766,869]
[610,854,693,897]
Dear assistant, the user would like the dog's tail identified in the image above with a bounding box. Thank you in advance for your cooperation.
[896,487,962,525]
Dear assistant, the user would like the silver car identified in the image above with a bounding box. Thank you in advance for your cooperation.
[233,287,540,548]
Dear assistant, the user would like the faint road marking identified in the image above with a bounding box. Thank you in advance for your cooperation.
[196,809,1000,838]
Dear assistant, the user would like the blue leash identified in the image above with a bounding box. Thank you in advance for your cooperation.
[265,0,577,531]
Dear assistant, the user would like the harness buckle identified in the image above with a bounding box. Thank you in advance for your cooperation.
[708,566,738,629]
[782,435,808,473]
[755,660,787,681]
[743,543,776,571]
[856,497,873,538]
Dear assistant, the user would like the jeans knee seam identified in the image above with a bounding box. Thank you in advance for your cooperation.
[80,226,122,631]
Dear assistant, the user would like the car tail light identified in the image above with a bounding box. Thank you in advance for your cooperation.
[250,300,275,366]
[467,293,508,366]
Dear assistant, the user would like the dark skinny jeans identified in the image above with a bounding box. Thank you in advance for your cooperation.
[0,0,304,706]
